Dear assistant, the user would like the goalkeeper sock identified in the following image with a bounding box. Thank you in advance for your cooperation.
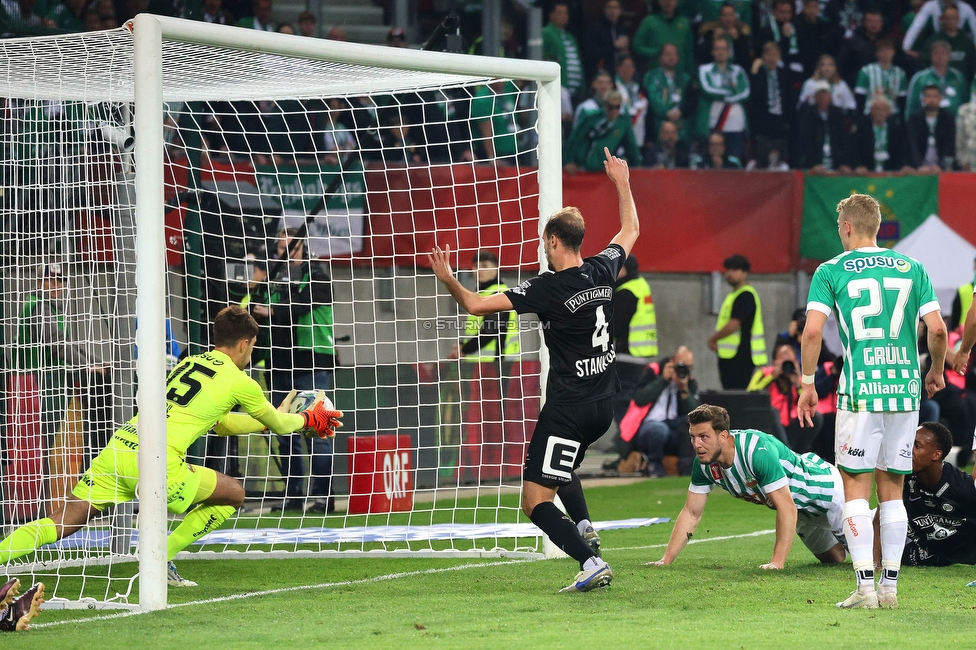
[529,501,595,568]
[879,499,908,587]
[0,518,58,564]
[556,473,591,526]
[167,505,236,560]
[842,499,875,590]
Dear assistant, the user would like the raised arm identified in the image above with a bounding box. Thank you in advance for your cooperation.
[428,245,515,317]
[605,147,639,258]
[646,490,708,565]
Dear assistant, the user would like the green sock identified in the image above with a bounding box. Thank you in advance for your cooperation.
[0,518,58,564]
[167,505,236,560]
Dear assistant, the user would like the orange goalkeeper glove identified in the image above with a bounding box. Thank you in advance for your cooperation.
[301,401,343,439]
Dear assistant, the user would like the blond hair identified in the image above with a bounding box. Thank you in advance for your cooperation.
[836,193,881,237]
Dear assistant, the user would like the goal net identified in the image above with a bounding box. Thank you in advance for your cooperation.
[0,16,561,610]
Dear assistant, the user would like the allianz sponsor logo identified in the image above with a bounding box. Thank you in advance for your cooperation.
[564,286,613,313]
[842,256,912,274]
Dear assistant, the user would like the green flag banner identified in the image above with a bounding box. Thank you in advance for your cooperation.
[255,159,366,257]
[799,175,939,260]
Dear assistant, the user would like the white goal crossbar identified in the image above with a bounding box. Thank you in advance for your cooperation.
[0,15,560,611]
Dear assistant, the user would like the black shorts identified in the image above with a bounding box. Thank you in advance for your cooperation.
[524,399,613,487]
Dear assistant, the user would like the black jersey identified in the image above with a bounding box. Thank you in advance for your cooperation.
[904,462,976,566]
[505,243,625,405]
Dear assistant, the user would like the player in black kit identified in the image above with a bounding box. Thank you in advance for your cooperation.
[429,147,639,592]
[897,422,976,573]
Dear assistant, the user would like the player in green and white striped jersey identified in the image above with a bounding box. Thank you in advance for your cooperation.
[854,40,908,115]
[799,193,947,609]
[646,405,846,570]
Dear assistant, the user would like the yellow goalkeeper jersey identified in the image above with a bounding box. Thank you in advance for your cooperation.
[119,349,304,455]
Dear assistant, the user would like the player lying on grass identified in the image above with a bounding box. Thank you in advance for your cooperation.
[0,306,342,589]
[0,579,45,632]
[875,422,976,576]
[646,404,847,569]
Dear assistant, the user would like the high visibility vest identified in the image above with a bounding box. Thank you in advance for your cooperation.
[959,284,974,327]
[716,284,767,365]
[463,282,520,361]
[617,276,658,358]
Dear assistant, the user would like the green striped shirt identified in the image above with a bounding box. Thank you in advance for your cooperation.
[690,429,837,515]
[807,248,939,413]
[855,63,908,114]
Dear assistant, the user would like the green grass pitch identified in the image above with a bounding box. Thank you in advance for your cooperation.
[7,476,976,649]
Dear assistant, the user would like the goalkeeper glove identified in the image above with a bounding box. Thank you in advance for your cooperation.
[301,401,343,439]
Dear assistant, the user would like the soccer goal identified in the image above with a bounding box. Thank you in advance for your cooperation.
[0,15,560,611]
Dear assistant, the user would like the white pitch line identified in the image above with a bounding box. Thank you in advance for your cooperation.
[607,528,775,552]
[31,528,776,629]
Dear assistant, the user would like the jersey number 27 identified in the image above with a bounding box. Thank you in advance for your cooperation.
[848,277,912,341]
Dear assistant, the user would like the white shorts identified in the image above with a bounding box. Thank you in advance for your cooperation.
[795,464,846,556]
[835,410,916,474]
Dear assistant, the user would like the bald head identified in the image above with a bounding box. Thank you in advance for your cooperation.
[674,345,694,366]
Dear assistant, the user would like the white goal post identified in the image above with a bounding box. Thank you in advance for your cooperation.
[0,15,560,612]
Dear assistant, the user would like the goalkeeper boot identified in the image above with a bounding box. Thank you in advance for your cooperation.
[835,588,878,609]
[167,561,198,587]
[582,526,601,558]
[559,560,613,593]
[877,584,898,609]
[0,578,19,610]
[0,582,44,632]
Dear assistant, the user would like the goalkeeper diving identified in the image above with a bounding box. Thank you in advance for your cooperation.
[0,306,342,592]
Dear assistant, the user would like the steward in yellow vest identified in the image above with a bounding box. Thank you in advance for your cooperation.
[452,251,520,362]
[612,254,658,421]
[707,254,767,389]
[614,255,658,362]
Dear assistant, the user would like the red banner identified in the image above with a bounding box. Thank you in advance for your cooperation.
[361,165,541,270]
[939,172,976,245]
[565,170,805,273]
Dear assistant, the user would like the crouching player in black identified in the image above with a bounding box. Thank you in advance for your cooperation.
[888,422,976,578]
[429,147,639,592]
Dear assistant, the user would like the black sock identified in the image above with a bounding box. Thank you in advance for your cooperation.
[529,501,596,567]
[556,473,590,526]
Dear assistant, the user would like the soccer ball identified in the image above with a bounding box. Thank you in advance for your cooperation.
[288,390,334,414]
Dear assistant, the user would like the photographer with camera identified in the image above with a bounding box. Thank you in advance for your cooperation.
[748,343,823,453]
[610,346,700,477]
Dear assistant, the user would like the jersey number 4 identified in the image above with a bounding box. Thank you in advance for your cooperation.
[848,277,913,341]
[592,305,610,352]
[166,362,217,406]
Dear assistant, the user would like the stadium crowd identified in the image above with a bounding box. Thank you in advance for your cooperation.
[13,0,976,172]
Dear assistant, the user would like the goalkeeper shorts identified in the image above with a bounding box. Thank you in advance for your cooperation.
[72,432,217,514]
